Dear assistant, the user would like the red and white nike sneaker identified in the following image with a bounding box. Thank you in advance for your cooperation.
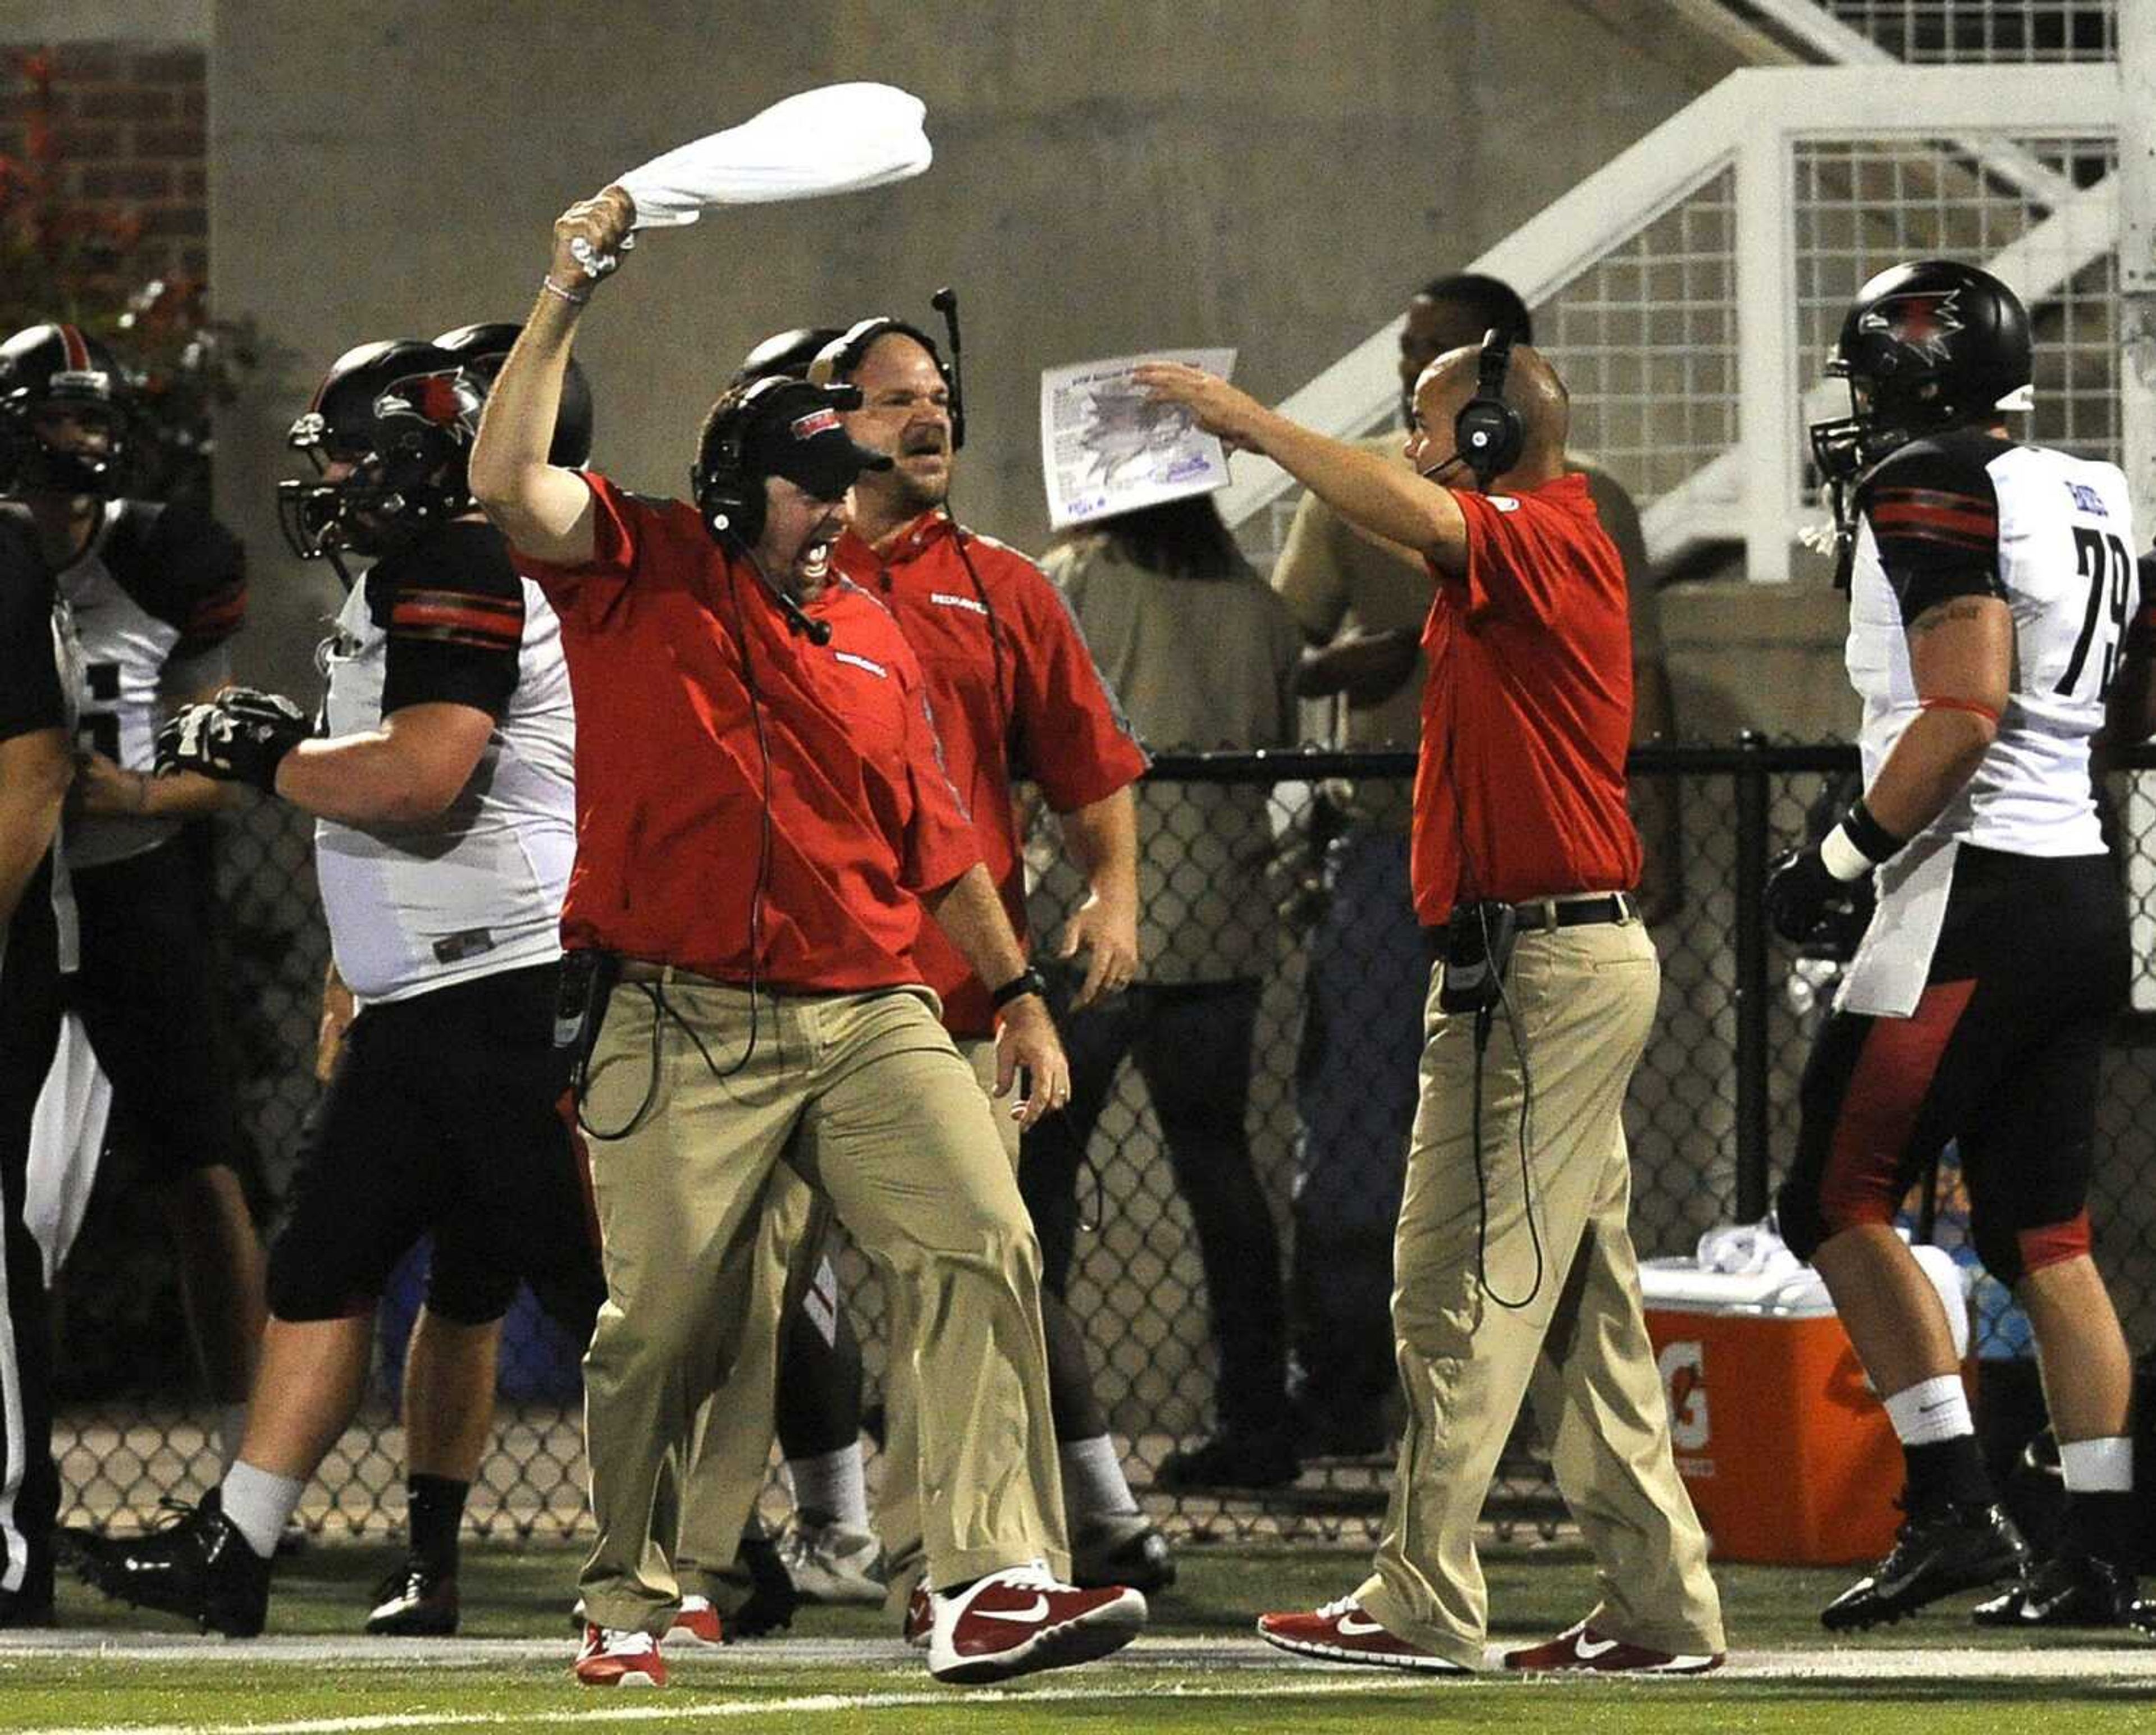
[1257,1596,1473,1673]
[663,1593,723,1648]
[1501,1618,1724,1675]
[573,1623,666,1687]
[926,1561,1145,1684]
[903,1581,932,1650]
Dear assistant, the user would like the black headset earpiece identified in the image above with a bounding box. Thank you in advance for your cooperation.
[1452,327,1524,489]
[808,310,964,451]
[693,374,797,548]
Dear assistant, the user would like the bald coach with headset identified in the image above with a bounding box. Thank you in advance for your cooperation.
[1138,335,1725,1677]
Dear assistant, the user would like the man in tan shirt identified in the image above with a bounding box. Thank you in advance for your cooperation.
[1268,274,1678,1458]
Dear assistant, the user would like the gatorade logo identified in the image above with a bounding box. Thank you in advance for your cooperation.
[1659,1340,1709,1452]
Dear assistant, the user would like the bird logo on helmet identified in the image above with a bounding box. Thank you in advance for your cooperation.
[1810,259,2033,488]
[276,338,479,570]
[0,322,131,499]
[432,321,597,470]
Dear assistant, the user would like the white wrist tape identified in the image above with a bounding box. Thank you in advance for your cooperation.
[1819,823,1874,882]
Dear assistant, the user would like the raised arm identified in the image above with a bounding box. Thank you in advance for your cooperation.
[469,185,636,566]
[1135,363,1467,573]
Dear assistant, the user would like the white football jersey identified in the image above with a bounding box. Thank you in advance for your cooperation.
[313,523,575,1002]
[1846,432,2131,858]
[21,498,247,871]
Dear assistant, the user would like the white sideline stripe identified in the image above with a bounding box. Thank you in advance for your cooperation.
[2,1674,1427,1735]
[11,1633,2156,1735]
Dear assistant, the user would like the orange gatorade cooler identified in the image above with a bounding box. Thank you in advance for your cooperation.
[1640,1249,1968,1566]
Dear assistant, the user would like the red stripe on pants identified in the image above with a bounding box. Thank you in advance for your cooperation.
[1820,978,1976,1233]
[2018,1210,2090,1275]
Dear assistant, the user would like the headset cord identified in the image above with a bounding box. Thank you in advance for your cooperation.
[573,550,781,1138]
[1441,643,1543,1310]
[1469,963,1545,1311]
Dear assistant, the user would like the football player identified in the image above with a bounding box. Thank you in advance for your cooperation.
[73,335,606,1638]
[0,323,268,1481]
[1768,259,2156,1635]
[0,514,74,1626]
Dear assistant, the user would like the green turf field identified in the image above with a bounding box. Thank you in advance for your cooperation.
[4,1540,2153,1733]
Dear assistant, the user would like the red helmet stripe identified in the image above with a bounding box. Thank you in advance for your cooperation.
[58,324,91,372]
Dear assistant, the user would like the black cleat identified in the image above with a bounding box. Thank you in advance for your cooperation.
[1071,1512,1176,1592]
[0,1559,54,1629]
[1974,1550,2141,1628]
[1154,1429,1301,1492]
[364,1560,460,1636]
[725,1532,800,1639]
[78,1490,272,1638]
[1822,1500,2029,1632]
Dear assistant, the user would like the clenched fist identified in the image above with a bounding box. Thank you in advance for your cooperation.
[551,184,638,291]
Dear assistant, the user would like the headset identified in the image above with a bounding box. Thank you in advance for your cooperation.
[1451,327,1525,491]
[806,294,965,449]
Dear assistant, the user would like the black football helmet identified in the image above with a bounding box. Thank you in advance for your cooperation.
[0,322,131,498]
[431,321,596,468]
[1810,259,2033,486]
[277,339,480,564]
[730,326,842,388]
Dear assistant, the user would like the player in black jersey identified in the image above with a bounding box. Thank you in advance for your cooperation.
[0,322,270,1486]
[0,515,73,1626]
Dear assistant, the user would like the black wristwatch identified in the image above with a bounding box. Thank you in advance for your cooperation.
[989,965,1048,1011]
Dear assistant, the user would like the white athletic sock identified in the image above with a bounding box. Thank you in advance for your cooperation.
[1883,1375,1974,1448]
[1059,1435,1140,1521]
[221,1461,306,1559]
[218,1404,249,1478]
[2059,1435,2134,1494]
[787,1444,870,1532]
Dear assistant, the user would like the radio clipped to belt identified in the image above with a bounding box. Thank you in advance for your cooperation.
[553,948,621,1093]
[1438,899,1518,1018]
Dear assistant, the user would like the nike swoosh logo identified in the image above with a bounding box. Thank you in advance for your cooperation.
[1574,1635,1620,1660]
[1336,1612,1388,1636]
[977,1596,1050,1624]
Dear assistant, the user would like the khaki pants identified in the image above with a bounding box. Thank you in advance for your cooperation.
[879,1037,1033,1605]
[577,977,1063,1633]
[1355,918,1724,1667]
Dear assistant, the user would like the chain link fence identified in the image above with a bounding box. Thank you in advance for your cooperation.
[52,743,2156,1544]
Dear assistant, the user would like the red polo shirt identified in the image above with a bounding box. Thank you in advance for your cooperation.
[1412,471,1641,926]
[832,511,1148,1034]
[518,473,981,991]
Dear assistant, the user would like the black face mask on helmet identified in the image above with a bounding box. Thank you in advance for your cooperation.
[276,338,481,574]
[0,322,131,500]
[1809,259,2032,583]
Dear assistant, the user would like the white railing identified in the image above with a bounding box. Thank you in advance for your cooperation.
[1222,65,2120,584]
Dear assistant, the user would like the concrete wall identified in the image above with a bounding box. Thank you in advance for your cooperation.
[210,1,1745,695]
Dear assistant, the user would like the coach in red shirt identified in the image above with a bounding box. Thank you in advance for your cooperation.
[469,185,1146,1690]
[821,318,1159,1599]
[1139,344,1725,1676]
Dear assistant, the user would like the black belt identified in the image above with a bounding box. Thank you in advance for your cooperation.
[1424,892,1638,958]
[1509,892,1637,933]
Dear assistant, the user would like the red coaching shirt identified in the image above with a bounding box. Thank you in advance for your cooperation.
[1412,471,1641,926]
[833,510,1148,1036]
[518,473,983,991]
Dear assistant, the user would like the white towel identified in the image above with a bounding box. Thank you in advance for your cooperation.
[618,83,932,228]
[26,1011,113,1284]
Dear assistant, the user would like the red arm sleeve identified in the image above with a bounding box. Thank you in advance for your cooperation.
[511,471,646,619]
[1447,489,1591,628]
[1002,555,1149,812]
[898,671,986,898]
